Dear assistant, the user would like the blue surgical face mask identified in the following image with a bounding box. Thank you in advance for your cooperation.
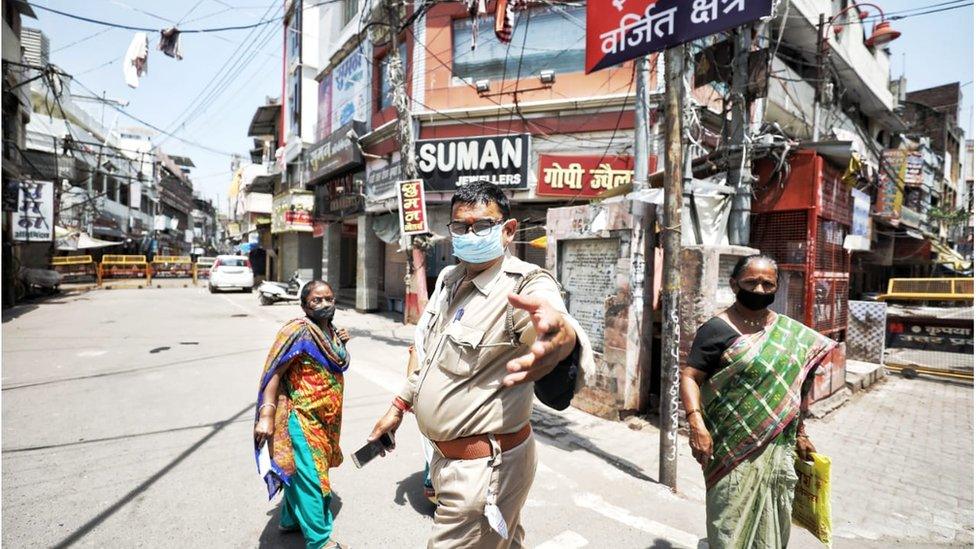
[452,223,506,264]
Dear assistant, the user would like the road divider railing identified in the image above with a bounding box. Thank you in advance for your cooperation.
[51,255,96,283]
[151,256,194,280]
[98,255,151,285]
[193,256,217,284]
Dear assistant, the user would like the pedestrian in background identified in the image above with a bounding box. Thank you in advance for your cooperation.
[369,181,594,548]
[680,254,836,548]
[254,280,351,549]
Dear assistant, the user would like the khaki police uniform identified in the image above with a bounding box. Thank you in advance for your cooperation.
[399,254,594,548]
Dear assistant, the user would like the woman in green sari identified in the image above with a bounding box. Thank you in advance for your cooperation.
[680,254,836,549]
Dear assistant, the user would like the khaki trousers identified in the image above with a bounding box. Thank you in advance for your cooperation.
[427,436,537,549]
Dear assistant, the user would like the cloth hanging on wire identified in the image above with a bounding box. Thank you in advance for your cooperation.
[158,27,183,60]
[466,0,487,50]
[123,32,149,88]
[494,0,526,43]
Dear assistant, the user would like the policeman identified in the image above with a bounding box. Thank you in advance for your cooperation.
[370,180,594,548]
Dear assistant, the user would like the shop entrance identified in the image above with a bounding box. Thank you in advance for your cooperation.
[339,222,357,290]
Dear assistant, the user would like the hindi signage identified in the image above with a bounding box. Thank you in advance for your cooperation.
[365,158,402,201]
[306,120,365,182]
[397,179,429,235]
[332,51,369,130]
[876,149,906,219]
[272,190,315,234]
[536,154,658,198]
[904,152,924,187]
[416,134,530,191]
[13,181,54,242]
[586,0,773,73]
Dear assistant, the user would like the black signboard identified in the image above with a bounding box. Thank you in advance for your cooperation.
[888,319,974,354]
[314,171,366,219]
[415,134,530,192]
[306,120,366,182]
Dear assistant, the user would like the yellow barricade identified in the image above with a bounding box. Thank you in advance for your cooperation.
[98,255,150,284]
[51,255,97,282]
[151,255,194,280]
[193,256,217,284]
[877,278,974,302]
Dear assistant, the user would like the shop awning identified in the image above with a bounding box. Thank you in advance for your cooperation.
[931,238,973,272]
[55,226,123,251]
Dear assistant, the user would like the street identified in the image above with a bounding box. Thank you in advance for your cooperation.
[2,288,973,548]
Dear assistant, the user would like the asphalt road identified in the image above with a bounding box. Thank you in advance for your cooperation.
[2,287,971,548]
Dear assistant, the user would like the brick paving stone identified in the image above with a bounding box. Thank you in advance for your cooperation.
[804,377,974,545]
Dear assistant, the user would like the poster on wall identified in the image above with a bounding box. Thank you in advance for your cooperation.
[331,51,368,131]
[13,181,54,242]
[415,134,530,191]
[397,180,429,236]
[272,190,315,234]
[876,149,906,219]
[585,0,773,73]
[536,154,658,198]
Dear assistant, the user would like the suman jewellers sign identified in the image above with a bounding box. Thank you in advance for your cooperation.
[415,134,530,192]
[586,0,773,73]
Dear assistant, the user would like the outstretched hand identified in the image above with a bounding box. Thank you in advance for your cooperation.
[502,293,577,388]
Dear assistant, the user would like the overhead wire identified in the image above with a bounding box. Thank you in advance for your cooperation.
[29,3,283,33]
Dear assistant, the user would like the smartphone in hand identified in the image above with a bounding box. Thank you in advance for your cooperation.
[351,433,394,468]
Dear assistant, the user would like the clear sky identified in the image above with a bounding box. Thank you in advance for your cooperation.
[26,0,975,216]
[31,0,284,216]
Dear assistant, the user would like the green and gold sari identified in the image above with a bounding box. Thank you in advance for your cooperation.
[701,314,835,548]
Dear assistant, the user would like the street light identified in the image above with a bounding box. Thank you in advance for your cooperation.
[812,3,901,140]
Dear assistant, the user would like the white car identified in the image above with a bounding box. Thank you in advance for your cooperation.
[208,255,254,293]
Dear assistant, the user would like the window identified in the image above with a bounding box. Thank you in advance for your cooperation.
[343,0,359,27]
[287,0,302,63]
[107,176,118,202]
[119,181,129,207]
[379,43,407,111]
[452,6,585,82]
[94,172,106,195]
[288,68,302,137]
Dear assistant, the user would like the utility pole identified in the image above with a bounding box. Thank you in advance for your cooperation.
[811,14,826,142]
[384,0,426,323]
[633,56,651,190]
[659,45,684,492]
[727,25,752,246]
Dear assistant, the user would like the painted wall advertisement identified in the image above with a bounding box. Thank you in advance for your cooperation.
[13,181,54,242]
[397,180,429,235]
[536,154,658,198]
[586,0,773,73]
[272,190,315,234]
[415,134,530,191]
[317,73,333,141]
[875,149,906,219]
[331,51,368,131]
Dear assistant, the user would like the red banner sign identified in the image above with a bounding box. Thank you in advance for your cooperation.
[535,155,658,198]
[397,179,429,235]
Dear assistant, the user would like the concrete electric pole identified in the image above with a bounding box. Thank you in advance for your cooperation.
[727,25,753,246]
[659,45,685,492]
[383,0,427,323]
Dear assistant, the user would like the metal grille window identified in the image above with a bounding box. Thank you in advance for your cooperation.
[451,5,585,82]
[343,0,359,27]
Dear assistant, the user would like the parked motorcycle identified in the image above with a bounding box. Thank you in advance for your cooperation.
[256,271,308,306]
[18,267,62,298]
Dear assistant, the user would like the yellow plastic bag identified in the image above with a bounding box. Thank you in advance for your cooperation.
[793,452,832,546]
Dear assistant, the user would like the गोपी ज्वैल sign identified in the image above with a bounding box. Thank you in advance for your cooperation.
[586,0,773,73]
[536,154,658,198]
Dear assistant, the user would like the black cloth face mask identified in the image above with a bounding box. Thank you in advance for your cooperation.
[307,304,336,322]
[736,288,776,311]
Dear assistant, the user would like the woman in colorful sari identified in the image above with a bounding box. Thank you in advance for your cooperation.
[254,280,350,549]
[680,254,836,549]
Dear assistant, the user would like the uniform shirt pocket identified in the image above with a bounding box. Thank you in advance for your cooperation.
[435,322,486,377]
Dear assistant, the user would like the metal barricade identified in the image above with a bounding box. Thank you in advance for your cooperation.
[51,255,96,283]
[193,256,217,284]
[150,255,194,279]
[98,255,150,285]
[878,278,974,302]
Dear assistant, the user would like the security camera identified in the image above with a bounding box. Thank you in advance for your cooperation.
[346,129,359,142]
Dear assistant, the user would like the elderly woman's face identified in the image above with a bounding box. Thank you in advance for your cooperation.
[732,260,778,295]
